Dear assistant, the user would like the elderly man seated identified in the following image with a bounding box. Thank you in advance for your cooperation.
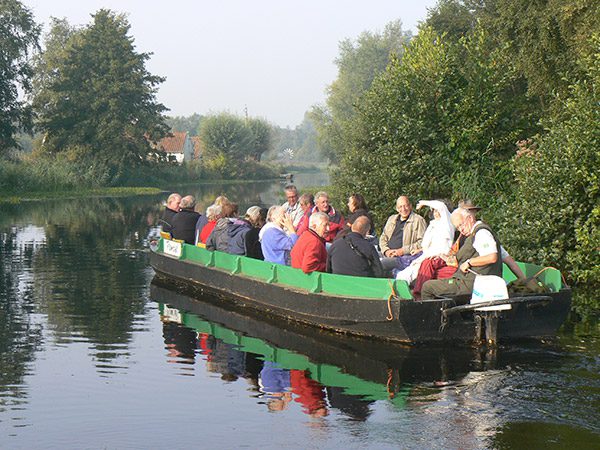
[290,212,329,273]
[171,195,200,244]
[160,192,181,233]
[281,185,304,228]
[260,206,298,265]
[421,206,502,299]
[312,191,345,242]
[327,216,384,278]
[380,196,427,272]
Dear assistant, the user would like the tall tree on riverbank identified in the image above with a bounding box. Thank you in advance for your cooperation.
[426,0,600,111]
[0,0,40,153]
[33,10,169,184]
[310,20,412,162]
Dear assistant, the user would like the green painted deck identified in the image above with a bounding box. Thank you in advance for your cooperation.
[157,238,563,300]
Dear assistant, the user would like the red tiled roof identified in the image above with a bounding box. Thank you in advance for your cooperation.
[159,131,187,153]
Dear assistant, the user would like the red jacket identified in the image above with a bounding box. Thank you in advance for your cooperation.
[290,229,327,273]
[311,205,345,242]
[290,370,328,416]
[295,210,311,236]
[199,220,217,244]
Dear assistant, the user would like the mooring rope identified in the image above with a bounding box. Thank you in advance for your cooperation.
[386,279,397,321]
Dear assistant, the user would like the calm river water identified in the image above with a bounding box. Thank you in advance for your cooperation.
[1,176,599,449]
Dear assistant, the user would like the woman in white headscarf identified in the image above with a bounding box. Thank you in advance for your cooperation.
[394,200,455,284]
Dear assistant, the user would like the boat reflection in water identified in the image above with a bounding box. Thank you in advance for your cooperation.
[151,280,564,422]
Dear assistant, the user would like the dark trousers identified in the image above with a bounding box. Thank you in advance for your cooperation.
[421,277,473,299]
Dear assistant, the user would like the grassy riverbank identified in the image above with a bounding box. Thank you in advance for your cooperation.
[0,155,280,203]
[0,187,164,204]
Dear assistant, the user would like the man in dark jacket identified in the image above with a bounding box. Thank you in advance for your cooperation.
[327,216,384,278]
[160,193,181,233]
[171,195,200,244]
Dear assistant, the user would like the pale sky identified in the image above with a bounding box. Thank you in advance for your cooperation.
[23,0,438,128]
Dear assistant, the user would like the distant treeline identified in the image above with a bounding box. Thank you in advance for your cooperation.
[307,2,599,290]
[166,111,324,164]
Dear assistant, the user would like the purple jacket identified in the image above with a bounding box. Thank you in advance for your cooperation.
[260,226,298,265]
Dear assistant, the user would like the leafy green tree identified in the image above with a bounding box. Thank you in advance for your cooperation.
[246,117,271,162]
[504,35,600,286]
[291,113,321,162]
[480,0,599,107]
[426,0,600,110]
[426,0,478,39]
[199,112,253,161]
[332,26,533,224]
[0,0,40,152]
[310,20,412,162]
[33,10,169,183]
[165,113,203,136]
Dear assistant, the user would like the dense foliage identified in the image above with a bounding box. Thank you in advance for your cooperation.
[32,9,169,184]
[332,26,533,223]
[199,113,272,169]
[503,35,600,286]
[317,2,599,288]
[0,0,40,152]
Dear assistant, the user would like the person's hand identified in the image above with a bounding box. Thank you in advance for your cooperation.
[416,201,424,210]
[410,248,421,255]
[281,213,295,233]
[459,261,470,273]
[397,248,405,257]
[384,249,396,257]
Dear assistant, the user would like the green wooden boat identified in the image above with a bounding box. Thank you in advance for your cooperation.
[150,238,571,345]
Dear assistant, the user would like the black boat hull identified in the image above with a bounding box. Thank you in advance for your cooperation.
[149,251,572,345]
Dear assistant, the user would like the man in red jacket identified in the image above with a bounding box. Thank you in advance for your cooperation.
[290,212,329,273]
[312,191,344,242]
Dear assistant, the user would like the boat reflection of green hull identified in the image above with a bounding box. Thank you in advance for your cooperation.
[152,282,566,406]
[152,283,479,406]
[150,238,571,345]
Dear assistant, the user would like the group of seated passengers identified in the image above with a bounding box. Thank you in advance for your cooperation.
[161,187,526,298]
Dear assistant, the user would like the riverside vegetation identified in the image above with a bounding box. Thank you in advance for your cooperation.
[1,1,598,300]
[309,1,599,297]
[0,4,278,201]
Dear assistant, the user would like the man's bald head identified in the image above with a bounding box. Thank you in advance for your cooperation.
[351,215,371,237]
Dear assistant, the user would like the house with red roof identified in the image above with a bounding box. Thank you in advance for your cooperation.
[157,131,194,163]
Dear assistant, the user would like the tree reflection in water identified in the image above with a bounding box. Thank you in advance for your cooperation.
[0,228,44,414]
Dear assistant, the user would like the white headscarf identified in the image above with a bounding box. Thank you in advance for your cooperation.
[417,200,455,257]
